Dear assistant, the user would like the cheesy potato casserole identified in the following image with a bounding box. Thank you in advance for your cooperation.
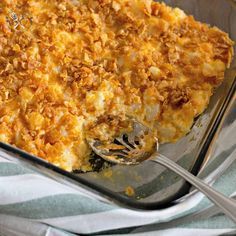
[0,0,234,171]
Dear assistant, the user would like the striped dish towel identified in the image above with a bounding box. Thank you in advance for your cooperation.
[0,154,235,236]
[0,121,236,236]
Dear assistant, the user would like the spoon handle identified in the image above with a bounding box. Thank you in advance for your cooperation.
[152,153,236,223]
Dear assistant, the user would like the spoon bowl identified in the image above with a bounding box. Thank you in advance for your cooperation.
[87,120,157,165]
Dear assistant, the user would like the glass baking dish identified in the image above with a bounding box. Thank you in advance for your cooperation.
[0,0,235,210]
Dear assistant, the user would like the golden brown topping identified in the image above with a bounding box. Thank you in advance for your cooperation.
[168,88,190,109]
[0,0,233,171]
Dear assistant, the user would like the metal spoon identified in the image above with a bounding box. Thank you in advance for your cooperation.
[87,120,236,223]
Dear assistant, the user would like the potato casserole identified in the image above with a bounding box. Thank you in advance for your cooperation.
[0,0,234,171]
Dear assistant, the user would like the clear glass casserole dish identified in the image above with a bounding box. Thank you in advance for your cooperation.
[0,0,235,209]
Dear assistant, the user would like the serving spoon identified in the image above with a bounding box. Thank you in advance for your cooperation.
[87,120,236,223]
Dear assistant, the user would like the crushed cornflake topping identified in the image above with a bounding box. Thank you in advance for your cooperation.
[0,0,234,171]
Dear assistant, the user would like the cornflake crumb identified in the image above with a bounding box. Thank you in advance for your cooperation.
[125,186,135,197]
